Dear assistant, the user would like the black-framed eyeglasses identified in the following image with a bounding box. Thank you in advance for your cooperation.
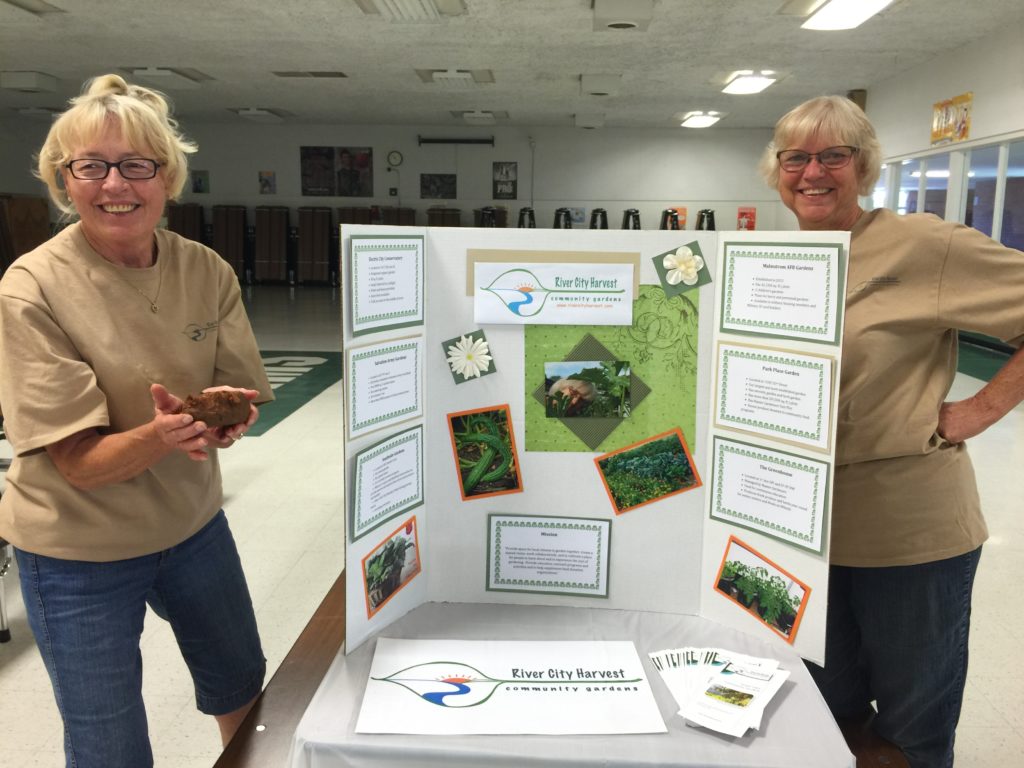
[776,145,858,172]
[65,157,161,180]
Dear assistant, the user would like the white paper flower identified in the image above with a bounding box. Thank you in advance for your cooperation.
[663,245,705,286]
[446,335,493,378]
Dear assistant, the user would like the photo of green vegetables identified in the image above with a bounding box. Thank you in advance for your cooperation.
[448,405,522,499]
[595,428,700,513]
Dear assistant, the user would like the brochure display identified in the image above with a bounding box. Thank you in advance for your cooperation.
[339,224,849,737]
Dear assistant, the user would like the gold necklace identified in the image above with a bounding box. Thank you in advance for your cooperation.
[111,258,163,313]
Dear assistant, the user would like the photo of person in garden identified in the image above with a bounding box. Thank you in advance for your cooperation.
[544,360,631,418]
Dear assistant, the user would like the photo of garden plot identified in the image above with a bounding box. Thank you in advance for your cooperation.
[594,427,701,514]
[447,404,522,500]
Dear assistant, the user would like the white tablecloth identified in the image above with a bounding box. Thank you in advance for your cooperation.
[288,602,854,768]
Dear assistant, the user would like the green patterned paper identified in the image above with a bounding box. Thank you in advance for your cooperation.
[525,286,699,453]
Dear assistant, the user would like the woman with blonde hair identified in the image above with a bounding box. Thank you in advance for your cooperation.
[0,74,273,766]
[761,94,1024,767]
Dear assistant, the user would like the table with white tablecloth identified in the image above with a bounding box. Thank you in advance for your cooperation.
[288,601,854,768]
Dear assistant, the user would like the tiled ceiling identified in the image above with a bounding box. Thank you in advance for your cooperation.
[1,0,1022,129]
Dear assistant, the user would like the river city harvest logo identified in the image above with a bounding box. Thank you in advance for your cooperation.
[482,267,627,318]
[372,659,642,708]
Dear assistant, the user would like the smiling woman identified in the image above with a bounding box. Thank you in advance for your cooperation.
[0,74,276,766]
[758,94,1024,768]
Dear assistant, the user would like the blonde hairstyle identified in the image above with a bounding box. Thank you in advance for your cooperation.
[37,74,198,215]
[758,95,882,196]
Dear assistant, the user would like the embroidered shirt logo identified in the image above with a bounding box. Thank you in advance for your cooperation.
[852,276,901,293]
[182,321,219,341]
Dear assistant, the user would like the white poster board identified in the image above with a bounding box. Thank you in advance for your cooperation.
[341,225,843,665]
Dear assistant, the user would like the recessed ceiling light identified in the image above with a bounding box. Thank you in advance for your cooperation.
[722,70,777,95]
[680,111,724,129]
[592,0,654,31]
[801,0,895,31]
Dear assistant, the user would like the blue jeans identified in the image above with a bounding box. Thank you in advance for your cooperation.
[16,510,265,768]
[806,547,981,768]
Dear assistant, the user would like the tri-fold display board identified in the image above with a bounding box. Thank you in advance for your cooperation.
[341,224,849,665]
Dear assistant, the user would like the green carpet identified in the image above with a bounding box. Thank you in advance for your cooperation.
[247,351,343,436]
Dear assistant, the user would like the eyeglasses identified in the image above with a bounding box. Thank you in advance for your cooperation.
[65,157,160,180]
[776,145,858,172]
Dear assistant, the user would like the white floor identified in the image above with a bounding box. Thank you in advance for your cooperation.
[1,285,1021,766]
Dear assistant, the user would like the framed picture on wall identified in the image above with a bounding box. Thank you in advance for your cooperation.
[421,173,457,199]
[492,161,517,199]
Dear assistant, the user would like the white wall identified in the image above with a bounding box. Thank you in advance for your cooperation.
[0,115,787,232]
[2,22,1020,233]
[868,23,1024,159]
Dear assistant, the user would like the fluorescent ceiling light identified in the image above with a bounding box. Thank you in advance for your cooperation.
[431,69,474,89]
[680,111,723,129]
[353,0,465,21]
[0,0,65,15]
[910,170,975,179]
[462,110,496,126]
[129,67,201,90]
[574,113,605,129]
[233,108,285,124]
[0,70,56,92]
[802,0,895,31]
[722,70,777,95]
[16,106,59,119]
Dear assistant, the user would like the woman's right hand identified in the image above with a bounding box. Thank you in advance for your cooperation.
[150,383,210,461]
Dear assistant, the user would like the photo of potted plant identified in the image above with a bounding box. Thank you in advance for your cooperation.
[362,518,420,617]
[714,537,809,642]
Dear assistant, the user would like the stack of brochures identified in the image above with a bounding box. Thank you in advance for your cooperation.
[648,647,790,737]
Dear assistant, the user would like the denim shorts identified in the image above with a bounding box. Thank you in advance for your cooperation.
[16,510,266,768]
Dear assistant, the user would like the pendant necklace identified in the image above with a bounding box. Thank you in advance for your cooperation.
[113,257,163,313]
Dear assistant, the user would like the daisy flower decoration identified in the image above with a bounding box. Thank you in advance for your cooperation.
[446,334,493,379]
[663,245,705,286]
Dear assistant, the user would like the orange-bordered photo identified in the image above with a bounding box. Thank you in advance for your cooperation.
[713,534,811,644]
[447,404,523,501]
[593,427,701,515]
[361,515,421,619]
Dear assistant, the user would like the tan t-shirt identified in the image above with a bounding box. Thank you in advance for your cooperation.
[0,223,273,561]
[831,208,1024,566]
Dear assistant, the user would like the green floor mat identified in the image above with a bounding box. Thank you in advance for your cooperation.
[247,351,342,436]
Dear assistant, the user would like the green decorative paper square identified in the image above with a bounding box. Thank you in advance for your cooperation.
[442,330,496,384]
[525,285,700,452]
